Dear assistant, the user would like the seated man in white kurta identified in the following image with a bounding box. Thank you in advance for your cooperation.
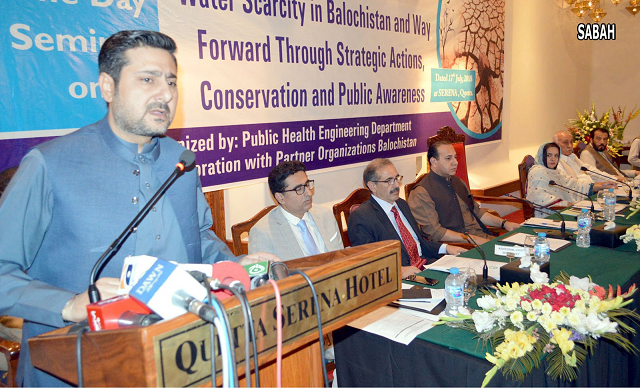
[552,130,622,184]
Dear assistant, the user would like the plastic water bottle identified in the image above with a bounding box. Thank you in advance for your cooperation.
[576,208,591,248]
[533,232,550,265]
[444,267,464,316]
[602,188,617,222]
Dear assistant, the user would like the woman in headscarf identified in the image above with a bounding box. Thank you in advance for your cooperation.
[527,143,613,217]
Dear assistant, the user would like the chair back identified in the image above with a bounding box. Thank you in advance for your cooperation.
[517,155,536,219]
[428,126,469,187]
[403,173,427,199]
[0,316,22,388]
[333,188,370,247]
[230,205,277,256]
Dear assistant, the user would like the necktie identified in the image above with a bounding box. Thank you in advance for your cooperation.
[298,219,320,256]
[391,207,426,268]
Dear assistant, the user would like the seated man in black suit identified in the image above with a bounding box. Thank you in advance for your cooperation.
[348,158,466,279]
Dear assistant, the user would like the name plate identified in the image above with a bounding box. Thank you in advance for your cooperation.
[153,249,400,387]
[494,245,527,257]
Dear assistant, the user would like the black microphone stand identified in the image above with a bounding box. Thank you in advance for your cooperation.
[87,150,196,303]
[580,166,632,202]
[549,179,596,214]
[463,232,497,287]
[505,194,568,240]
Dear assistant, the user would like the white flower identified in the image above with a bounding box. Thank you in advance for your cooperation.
[538,315,556,332]
[551,311,565,325]
[477,295,497,310]
[505,294,520,310]
[519,256,531,268]
[531,299,543,310]
[510,311,524,327]
[526,311,539,322]
[567,311,587,334]
[530,264,549,284]
[585,313,618,335]
[521,300,532,312]
[573,299,587,313]
[472,311,496,332]
[569,276,592,292]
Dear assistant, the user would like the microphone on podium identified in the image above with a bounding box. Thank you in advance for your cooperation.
[129,258,208,320]
[87,150,197,304]
[463,232,497,287]
[172,290,217,323]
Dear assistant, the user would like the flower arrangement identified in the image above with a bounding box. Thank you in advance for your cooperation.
[435,272,639,387]
[627,200,640,219]
[621,224,640,251]
[566,103,640,157]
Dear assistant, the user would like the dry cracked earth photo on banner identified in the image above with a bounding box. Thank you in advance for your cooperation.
[440,0,505,134]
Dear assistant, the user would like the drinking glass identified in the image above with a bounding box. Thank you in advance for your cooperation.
[597,190,606,210]
[462,268,477,311]
[523,235,535,257]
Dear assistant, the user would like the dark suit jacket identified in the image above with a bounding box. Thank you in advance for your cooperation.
[347,197,442,266]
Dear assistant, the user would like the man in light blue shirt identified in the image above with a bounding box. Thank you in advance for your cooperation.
[0,30,275,386]
[249,161,344,261]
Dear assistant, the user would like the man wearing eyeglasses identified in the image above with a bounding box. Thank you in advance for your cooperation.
[348,158,466,279]
[249,161,343,261]
[408,141,519,246]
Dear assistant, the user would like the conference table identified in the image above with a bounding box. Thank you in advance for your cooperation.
[334,207,640,387]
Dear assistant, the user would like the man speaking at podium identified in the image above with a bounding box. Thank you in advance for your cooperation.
[0,30,274,386]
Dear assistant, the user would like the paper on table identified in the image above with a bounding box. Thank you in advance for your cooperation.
[500,232,571,252]
[347,306,436,345]
[523,217,578,231]
[424,255,504,280]
[572,201,627,213]
[615,186,630,197]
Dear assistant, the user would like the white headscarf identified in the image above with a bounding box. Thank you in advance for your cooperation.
[527,143,593,217]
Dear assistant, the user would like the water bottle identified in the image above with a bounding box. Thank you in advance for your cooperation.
[602,188,617,222]
[533,232,550,265]
[444,267,464,316]
[576,208,591,248]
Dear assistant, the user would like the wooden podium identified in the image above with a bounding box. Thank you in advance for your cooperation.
[29,241,402,387]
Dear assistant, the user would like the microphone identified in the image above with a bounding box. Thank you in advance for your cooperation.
[242,260,271,290]
[188,262,252,298]
[87,150,197,303]
[549,180,596,214]
[129,258,208,319]
[580,166,632,201]
[172,290,217,324]
[505,194,567,239]
[86,294,160,331]
[117,311,162,327]
[463,232,497,287]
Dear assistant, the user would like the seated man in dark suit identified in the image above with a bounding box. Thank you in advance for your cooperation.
[348,158,466,279]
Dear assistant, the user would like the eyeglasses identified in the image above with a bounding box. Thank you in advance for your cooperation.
[371,175,403,186]
[280,180,315,195]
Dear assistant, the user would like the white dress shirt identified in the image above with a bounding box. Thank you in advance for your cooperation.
[281,207,328,256]
[370,195,447,255]
[558,153,618,182]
